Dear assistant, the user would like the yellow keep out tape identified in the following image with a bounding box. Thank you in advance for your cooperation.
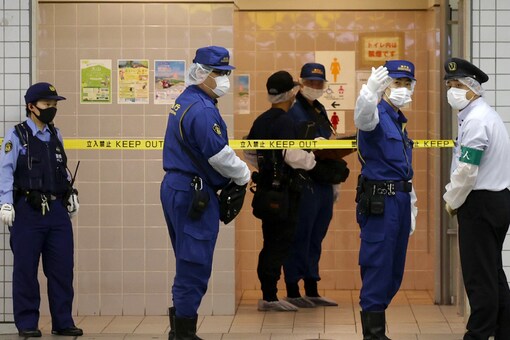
[0,138,455,150]
[61,139,454,150]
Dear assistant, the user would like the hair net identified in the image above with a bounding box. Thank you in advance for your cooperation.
[185,63,212,86]
[267,85,300,104]
[458,77,484,96]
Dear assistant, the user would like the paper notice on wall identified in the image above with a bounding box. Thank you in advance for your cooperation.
[80,59,112,104]
[236,74,250,114]
[118,59,149,104]
[154,60,186,105]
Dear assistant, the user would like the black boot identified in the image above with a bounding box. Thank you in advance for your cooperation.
[168,307,176,340]
[360,311,391,340]
[174,315,203,340]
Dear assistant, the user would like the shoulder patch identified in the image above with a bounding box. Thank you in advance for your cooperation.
[212,123,222,136]
[4,141,12,153]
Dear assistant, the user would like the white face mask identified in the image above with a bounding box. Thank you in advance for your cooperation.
[209,75,230,97]
[388,87,412,108]
[447,87,471,110]
[301,86,324,101]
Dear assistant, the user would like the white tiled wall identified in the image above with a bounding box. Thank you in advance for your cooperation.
[471,0,510,280]
[0,0,31,322]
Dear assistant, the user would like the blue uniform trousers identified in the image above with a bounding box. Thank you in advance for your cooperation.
[284,182,333,283]
[10,198,75,331]
[357,191,410,311]
[161,173,219,318]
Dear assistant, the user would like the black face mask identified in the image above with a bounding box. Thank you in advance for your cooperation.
[34,106,57,124]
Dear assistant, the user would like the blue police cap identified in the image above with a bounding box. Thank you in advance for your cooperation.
[24,82,66,104]
[300,63,327,81]
[444,57,489,83]
[192,46,235,71]
[384,60,415,81]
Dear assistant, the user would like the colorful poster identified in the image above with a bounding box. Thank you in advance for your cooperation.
[315,51,356,110]
[236,74,250,114]
[80,59,112,104]
[118,59,149,104]
[154,60,186,105]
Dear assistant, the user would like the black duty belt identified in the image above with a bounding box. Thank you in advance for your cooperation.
[363,180,412,196]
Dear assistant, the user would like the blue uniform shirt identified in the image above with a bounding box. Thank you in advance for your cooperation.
[163,85,230,190]
[357,100,414,181]
[289,92,332,139]
[0,118,64,204]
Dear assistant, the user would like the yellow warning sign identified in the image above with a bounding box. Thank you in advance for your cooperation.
[0,138,455,150]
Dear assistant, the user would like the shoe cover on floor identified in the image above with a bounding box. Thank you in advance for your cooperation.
[285,297,316,308]
[305,296,338,306]
[257,299,298,311]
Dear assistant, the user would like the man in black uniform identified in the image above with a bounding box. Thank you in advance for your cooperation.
[247,71,321,311]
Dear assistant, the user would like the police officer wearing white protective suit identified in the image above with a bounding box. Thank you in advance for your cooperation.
[443,57,510,340]
[161,46,250,340]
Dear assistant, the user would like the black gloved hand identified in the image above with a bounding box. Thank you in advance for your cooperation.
[309,159,350,184]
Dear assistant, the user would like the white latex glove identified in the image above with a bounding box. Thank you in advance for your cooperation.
[409,186,418,236]
[366,66,390,94]
[445,203,457,217]
[0,203,15,227]
[67,192,79,218]
[333,184,341,202]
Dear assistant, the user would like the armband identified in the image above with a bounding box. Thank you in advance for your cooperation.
[459,146,483,165]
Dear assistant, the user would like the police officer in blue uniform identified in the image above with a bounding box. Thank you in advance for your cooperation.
[247,71,318,312]
[283,63,349,308]
[354,61,419,339]
[0,83,82,337]
[443,58,510,340]
[161,46,250,340]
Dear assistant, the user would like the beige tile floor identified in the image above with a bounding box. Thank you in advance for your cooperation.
[0,290,467,339]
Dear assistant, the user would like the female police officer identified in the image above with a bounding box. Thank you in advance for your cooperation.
[354,61,418,339]
[0,82,82,337]
[161,46,250,339]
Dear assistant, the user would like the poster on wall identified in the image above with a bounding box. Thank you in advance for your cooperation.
[358,32,405,69]
[80,59,112,104]
[315,51,356,111]
[235,74,250,114]
[154,60,186,105]
[118,59,149,104]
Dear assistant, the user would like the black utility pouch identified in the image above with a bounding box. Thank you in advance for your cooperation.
[187,177,210,220]
[369,193,385,215]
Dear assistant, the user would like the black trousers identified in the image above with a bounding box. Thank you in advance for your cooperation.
[257,191,300,301]
[457,189,510,340]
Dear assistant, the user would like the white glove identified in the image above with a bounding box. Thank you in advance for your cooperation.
[333,184,341,202]
[0,203,15,227]
[67,192,79,218]
[366,66,391,94]
[409,186,418,236]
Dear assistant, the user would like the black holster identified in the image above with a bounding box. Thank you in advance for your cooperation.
[187,176,210,220]
[355,175,385,216]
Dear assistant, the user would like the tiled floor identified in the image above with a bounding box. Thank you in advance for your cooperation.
[0,290,466,339]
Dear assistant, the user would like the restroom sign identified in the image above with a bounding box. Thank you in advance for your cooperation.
[358,32,404,69]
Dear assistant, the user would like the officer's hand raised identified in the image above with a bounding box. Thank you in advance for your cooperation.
[367,66,390,94]
[0,203,15,227]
